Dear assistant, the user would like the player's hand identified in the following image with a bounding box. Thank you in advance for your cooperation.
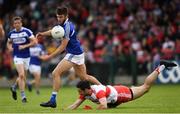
[39,55,50,61]
[83,105,92,110]
[36,32,43,38]
[19,45,26,50]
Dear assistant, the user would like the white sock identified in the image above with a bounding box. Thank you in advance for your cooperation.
[159,65,165,72]
[156,65,165,74]
[52,91,57,95]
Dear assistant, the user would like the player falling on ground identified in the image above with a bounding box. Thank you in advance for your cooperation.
[67,60,177,109]
[7,16,37,103]
[36,6,101,108]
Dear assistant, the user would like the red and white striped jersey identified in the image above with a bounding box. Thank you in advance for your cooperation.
[79,85,118,104]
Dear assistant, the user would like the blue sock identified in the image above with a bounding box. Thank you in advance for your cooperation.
[50,92,57,103]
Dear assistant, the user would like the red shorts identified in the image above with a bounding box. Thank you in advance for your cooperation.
[113,85,133,103]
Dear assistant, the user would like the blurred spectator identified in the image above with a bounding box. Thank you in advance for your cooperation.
[175,38,180,60]
[2,48,16,79]
[0,20,5,78]
[161,37,175,60]
[82,39,95,63]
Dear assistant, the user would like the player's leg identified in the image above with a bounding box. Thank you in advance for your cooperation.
[28,65,41,94]
[40,59,73,108]
[15,63,27,102]
[27,79,33,92]
[12,77,19,89]
[10,77,19,100]
[131,60,177,100]
[131,69,161,100]
[31,72,41,94]
[19,57,30,103]
[52,59,73,91]
[27,64,33,92]
[73,64,101,85]
[11,77,19,90]
[65,53,101,85]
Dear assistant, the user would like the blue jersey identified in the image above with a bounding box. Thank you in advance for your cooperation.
[8,27,34,58]
[60,19,83,55]
[30,44,45,66]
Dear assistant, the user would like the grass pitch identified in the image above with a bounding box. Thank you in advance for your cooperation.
[0,84,180,113]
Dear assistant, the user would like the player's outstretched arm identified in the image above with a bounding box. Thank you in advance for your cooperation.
[39,38,69,61]
[66,99,84,110]
[36,30,51,38]
[97,97,108,109]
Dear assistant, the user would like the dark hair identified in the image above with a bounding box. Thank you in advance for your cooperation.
[76,81,91,90]
[12,16,22,22]
[56,6,68,16]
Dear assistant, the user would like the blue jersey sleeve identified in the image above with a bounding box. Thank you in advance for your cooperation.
[25,28,34,38]
[64,23,71,40]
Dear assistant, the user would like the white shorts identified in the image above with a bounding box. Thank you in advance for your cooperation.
[13,56,30,70]
[29,64,41,74]
[64,53,85,65]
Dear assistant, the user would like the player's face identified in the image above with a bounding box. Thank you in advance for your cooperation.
[56,14,67,25]
[78,89,92,96]
[13,20,22,31]
[84,89,92,96]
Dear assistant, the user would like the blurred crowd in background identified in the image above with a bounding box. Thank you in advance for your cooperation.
[0,0,179,80]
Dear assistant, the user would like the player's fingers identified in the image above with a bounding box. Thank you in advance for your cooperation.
[35,34,40,38]
[83,105,92,110]
[36,33,42,38]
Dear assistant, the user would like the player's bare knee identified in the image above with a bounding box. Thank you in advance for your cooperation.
[36,76,40,80]
[52,70,61,78]
[52,71,58,78]
[19,74,25,80]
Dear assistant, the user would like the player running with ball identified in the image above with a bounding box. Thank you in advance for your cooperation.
[37,6,101,108]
